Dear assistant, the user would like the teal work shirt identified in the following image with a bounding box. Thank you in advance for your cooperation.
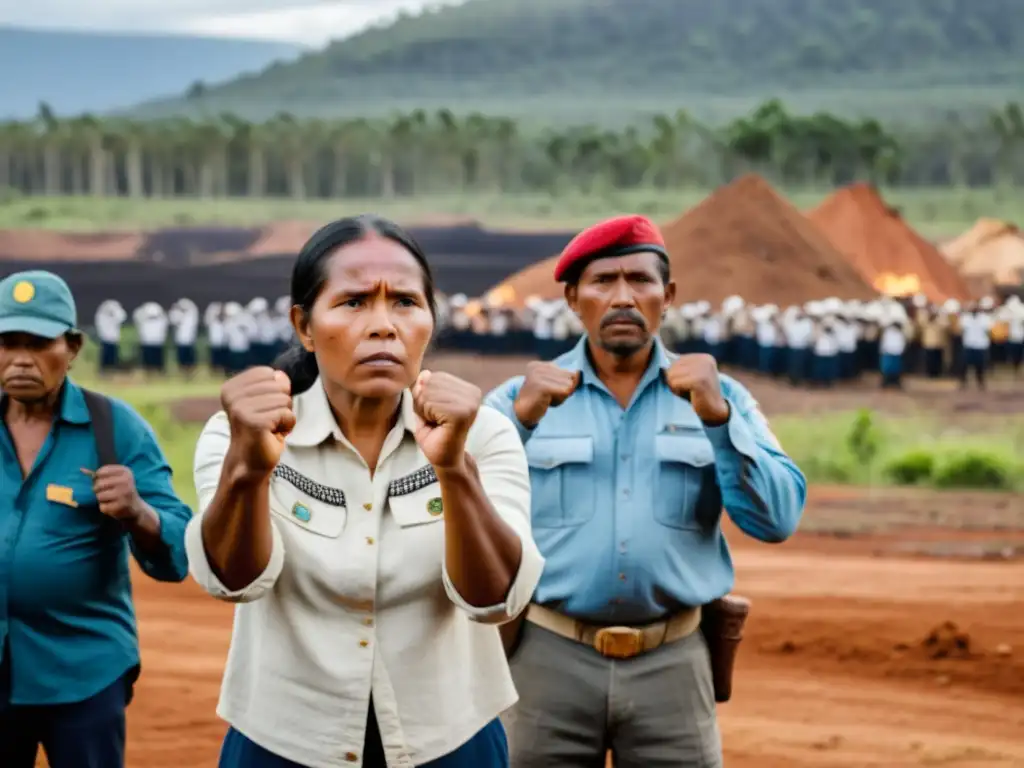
[0,379,192,705]
[484,336,806,624]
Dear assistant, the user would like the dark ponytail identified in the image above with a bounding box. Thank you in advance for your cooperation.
[273,344,321,396]
[273,214,437,395]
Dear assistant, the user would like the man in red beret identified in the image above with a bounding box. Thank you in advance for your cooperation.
[485,215,807,767]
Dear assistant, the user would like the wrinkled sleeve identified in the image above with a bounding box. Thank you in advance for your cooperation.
[186,411,286,603]
[117,404,192,582]
[441,409,544,624]
[702,376,806,543]
[483,376,536,444]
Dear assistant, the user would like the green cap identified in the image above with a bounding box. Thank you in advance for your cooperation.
[0,270,78,339]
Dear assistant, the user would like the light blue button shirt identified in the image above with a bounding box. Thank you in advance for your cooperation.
[484,336,807,624]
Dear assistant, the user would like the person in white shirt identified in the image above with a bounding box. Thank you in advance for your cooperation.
[1004,297,1024,376]
[528,300,555,359]
[879,319,908,389]
[449,295,472,351]
[169,298,200,377]
[246,297,276,368]
[187,215,543,768]
[834,315,859,380]
[812,318,839,387]
[690,303,709,356]
[702,312,724,362]
[488,307,510,344]
[205,302,227,373]
[959,303,993,389]
[94,298,127,375]
[132,302,168,377]
[273,295,293,359]
[549,303,573,356]
[223,302,256,376]
[468,303,491,353]
[755,307,778,375]
[677,304,697,355]
[783,308,813,386]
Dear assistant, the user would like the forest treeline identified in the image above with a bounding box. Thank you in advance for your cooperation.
[156,0,1024,116]
[2,99,1023,201]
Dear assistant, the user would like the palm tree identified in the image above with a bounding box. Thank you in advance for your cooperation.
[269,112,309,200]
[0,119,33,192]
[990,102,1024,193]
[35,103,63,195]
[71,114,109,197]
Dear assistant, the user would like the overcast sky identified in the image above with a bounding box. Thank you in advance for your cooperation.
[0,0,468,46]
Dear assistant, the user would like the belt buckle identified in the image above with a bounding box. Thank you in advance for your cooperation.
[593,627,644,659]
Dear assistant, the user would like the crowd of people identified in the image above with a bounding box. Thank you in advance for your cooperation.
[96,289,1024,390]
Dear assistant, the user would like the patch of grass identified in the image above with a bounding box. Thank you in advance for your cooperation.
[773,410,1024,492]
[933,451,1015,490]
[2,186,1020,239]
[884,449,936,485]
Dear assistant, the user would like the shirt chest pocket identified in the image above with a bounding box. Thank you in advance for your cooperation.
[41,478,124,541]
[269,467,347,539]
[524,436,596,529]
[653,432,716,531]
[388,465,445,529]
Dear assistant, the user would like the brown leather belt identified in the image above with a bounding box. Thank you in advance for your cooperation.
[526,604,702,660]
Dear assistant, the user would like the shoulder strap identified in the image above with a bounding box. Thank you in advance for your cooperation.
[81,388,118,467]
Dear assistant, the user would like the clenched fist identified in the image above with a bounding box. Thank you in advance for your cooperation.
[91,465,142,522]
[513,362,581,428]
[221,367,296,477]
[666,354,731,425]
[411,370,481,470]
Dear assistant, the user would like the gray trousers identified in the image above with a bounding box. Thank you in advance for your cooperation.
[503,623,723,768]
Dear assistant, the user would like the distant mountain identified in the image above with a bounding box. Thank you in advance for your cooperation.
[0,26,305,118]
[137,0,1024,123]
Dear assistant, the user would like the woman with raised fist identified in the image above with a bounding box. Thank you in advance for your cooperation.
[185,215,543,768]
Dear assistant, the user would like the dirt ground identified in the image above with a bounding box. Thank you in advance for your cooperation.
[113,483,1024,768]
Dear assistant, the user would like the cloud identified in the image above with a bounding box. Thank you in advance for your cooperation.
[182,0,466,45]
[0,0,468,45]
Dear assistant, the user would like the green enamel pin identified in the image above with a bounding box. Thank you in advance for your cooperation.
[427,497,443,516]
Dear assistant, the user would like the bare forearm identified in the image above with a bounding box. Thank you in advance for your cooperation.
[200,452,274,592]
[123,501,163,554]
[438,455,522,607]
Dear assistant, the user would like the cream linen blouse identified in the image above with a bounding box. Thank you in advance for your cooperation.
[186,379,543,768]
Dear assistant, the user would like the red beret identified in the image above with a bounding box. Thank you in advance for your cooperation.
[554,214,668,282]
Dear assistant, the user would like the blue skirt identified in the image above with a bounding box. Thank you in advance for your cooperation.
[140,344,165,371]
[813,354,839,382]
[99,341,120,370]
[226,350,249,375]
[880,353,903,378]
[176,344,197,368]
[219,714,507,768]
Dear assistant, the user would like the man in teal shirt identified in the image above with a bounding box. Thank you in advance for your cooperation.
[0,271,192,768]
[487,216,807,767]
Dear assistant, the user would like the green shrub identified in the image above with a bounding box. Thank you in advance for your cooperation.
[846,409,883,468]
[885,450,935,485]
[800,453,854,484]
[933,451,1014,490]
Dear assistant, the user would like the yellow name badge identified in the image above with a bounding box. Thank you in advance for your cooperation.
[46,484,78,508]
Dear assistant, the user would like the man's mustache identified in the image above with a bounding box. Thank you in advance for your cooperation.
[600,310,647,329]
